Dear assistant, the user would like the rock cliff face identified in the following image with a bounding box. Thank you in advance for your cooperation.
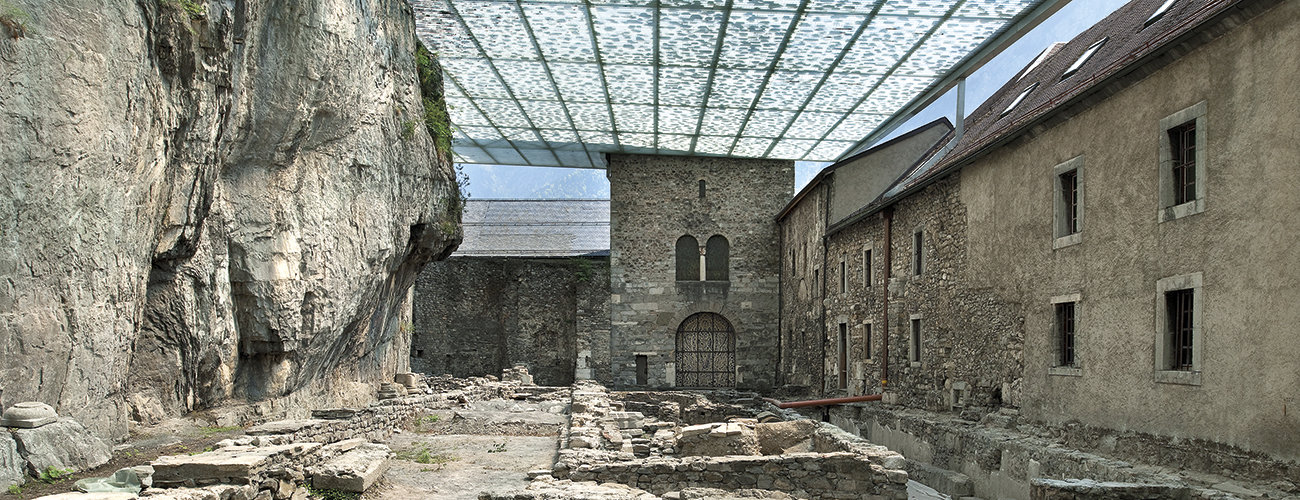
[0,0,460,440]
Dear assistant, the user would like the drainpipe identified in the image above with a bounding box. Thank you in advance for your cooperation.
[881,206,893,390]
[763,393,882,409]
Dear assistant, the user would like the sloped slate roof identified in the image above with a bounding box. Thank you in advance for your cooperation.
[453,199,610,257]
[932,0,1279,177]
[849,0,1279,217]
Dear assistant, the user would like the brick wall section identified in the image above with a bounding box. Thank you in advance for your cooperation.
[411,256,610,386]
[607,154,792,390]
[807,174,1025,410]
[778,183,827,392]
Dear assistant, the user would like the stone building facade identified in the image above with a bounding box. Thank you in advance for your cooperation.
[779,0,1300,467]
[607,154,792,391]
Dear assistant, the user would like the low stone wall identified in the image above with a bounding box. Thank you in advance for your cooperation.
[827,404,1254,500]
[553,382,909,500]
[557,452,907,499]
[1030,479,1190,500]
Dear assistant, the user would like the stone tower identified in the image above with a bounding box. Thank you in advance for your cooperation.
[607,154,793,390]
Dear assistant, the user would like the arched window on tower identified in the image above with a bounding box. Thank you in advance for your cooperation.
[706,235,729,281]
[676,235,700,281]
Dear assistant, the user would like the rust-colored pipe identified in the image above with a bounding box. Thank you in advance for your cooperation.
[763,394,883,409]
[880,207,893,388]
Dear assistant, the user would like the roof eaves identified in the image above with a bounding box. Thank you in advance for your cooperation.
[775,117,953,222]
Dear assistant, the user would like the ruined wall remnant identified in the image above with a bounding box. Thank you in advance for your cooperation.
[411,257,609,386]
[0,0,460,441]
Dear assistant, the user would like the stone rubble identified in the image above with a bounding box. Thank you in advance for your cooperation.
[490,381,912,500]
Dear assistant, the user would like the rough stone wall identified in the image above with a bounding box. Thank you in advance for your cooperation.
[777,184,827,393]
[607,155,792,391]
[822,174,1024,410]
[411,256,609,386]
[0,0,459,441]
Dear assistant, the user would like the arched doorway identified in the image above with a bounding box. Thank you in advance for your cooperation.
[675,312,736,388]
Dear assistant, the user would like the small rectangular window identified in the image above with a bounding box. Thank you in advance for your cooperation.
[813,269,820,298]
[1001,83,1038,117]
[635,355,649,385]
[1061,38,1107,80]
[1145,0,1177,26]
[1167,289,1195,371]
[416,349,425,358]
[1060,170,1079,234]
[864,323,872,359]
[1056,302,1076,367]
[1170,121,1197,205]
[863,249,872,287]
[839,259,847,294]
[912,230,924,275]
[910,318,922,363]
[838,324,848,390]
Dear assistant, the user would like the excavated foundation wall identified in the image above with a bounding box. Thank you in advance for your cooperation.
[0,0,459,441]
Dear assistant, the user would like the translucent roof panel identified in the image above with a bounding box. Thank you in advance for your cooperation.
[413,0,1058,167]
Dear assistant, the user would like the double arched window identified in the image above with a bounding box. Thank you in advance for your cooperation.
[676,234,729,281]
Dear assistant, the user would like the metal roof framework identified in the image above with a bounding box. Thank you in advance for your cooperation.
[413,0,1069,168]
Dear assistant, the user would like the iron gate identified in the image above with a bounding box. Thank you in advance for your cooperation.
[675,312,736,388]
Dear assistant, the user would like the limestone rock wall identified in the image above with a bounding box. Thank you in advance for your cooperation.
[0,0,459,441]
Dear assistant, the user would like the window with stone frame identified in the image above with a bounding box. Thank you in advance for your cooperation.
[1155,272,1203,385]
[839,257,846,295]
[909,316,922,364]
[1053,156,1084,249]
[1049,293,1082,377]
[862,247,872,287]
[912,229,924,276]
[838,323,848,390]
[1159,101,1206,222]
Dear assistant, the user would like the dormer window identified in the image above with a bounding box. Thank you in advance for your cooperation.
[1001,83,1038,117]
[1146,0,1178,27]
[1061,38,1107,80]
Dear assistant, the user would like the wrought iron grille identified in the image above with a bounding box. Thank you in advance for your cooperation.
[1170,121,1197,205]
[1167,289,1195,371]
[1057,302,1076,367]
[675,312,736,388]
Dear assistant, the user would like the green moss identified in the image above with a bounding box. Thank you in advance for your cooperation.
[159,0,206,19]
[0,1,31,39]
[38,466,72,484]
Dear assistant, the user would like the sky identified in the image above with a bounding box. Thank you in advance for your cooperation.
[457,0,1131,200]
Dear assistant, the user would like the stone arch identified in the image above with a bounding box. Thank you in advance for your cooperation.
[675,312,736,388]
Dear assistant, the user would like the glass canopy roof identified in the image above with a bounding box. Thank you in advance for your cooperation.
[413,0,1053,168]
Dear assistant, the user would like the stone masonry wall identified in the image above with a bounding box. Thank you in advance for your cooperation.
[821,174,1024,411]
[778,183,827,393]
[411,256,609,386]
[608,154,792,391]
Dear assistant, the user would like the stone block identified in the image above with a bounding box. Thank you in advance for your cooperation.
[754,420,818,455]
[151,443,321,487]
[310,443,391,493]
[608,412,645,430]
[310,409,357,420]
[680,424,715,438]
[13,419,112,477]
[1,402,58,429]
[246,420,328,436]
[1,432,22,487]
[393,373,422,390]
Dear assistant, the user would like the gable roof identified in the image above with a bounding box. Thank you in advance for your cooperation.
[453,199,610,257]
